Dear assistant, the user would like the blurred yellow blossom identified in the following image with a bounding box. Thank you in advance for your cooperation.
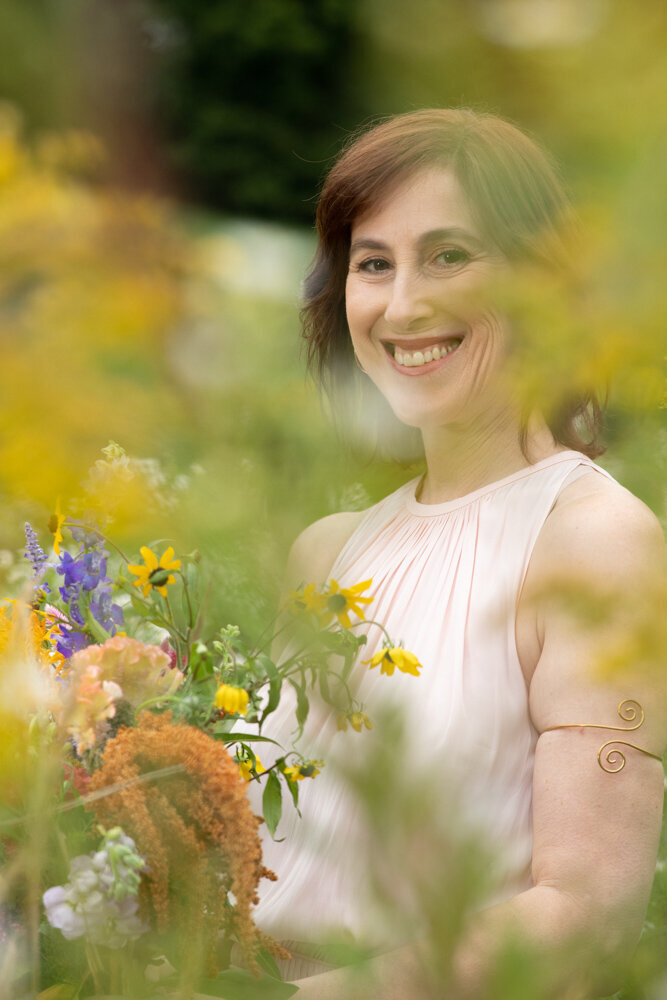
[282,759,323,783]
[0,599,64,672]
[283,582,331,625]
[48,500,66,556]
[365,646,423,677]
[337,710,373,732]
[325,578,373,629]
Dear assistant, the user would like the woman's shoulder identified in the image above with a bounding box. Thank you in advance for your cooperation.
[533,465,665,587]
[284,510,367,591]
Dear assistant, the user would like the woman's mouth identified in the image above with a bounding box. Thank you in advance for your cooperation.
[384,336,463,371]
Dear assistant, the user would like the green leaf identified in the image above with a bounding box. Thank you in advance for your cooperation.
[197,969,298,999]
[261,676,282,724]
[129,596,153,617]
[289,679,309,733]
[256,947,285,980]
[216,732,282,746]
[262,770,283,838]
[257,652,280,681]
[283,769,300,812]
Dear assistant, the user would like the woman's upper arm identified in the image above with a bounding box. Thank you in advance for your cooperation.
[525,482,666,947]
[283,511,365,595]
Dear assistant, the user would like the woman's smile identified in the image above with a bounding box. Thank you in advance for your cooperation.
[345,166,510,428]
[382,334,464,373]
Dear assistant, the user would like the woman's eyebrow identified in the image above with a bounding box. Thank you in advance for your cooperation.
[349,227,483,255]
[419,226,482,247]
[349,237,388,254]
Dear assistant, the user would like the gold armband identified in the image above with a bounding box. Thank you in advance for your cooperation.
[543,700,663,773]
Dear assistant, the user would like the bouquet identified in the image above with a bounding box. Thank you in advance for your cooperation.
[0,444,422,999]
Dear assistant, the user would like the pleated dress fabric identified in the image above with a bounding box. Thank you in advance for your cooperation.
[249,451,611,948]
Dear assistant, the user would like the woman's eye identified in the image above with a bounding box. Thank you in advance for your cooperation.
[356,257,391,274]
[434,248,470,267]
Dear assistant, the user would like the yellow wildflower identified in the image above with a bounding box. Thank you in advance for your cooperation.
[365,647,423,677]
[337,710,373,732]
[128,545,181,598]
[0,599,65,672]
[325,578,373,629]
[283,582,331,625]
[282,759,323,783]
[48,499,66,555]
[237,754,265,782]
[215,683,249,716]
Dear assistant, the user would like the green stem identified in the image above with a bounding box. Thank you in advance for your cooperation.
[179,571,195,630]
[81,523,132,565]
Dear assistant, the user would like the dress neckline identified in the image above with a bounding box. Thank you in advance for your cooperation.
[405,450,591,517]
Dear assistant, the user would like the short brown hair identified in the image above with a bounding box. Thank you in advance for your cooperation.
[302,108,604,459]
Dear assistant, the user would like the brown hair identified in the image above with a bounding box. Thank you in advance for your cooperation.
[302,108,604,459]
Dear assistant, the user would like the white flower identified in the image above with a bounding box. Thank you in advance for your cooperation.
[42,886,87,940]
[42,829,148,949]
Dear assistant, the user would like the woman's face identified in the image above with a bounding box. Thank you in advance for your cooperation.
[345,166,513,432]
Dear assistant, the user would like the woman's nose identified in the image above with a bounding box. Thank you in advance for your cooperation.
[383,271,435,331]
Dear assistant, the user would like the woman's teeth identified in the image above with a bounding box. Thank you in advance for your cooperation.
[394,340,461,368]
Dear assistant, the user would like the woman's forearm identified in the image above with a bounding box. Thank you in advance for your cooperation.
[292,884,638,999]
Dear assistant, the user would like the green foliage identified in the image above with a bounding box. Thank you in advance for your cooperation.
[145,0,366,222]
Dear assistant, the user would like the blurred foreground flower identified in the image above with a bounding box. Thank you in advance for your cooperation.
[0,599,64,671]
[282,759,324,783]
[337,710,373,732]
[284,578,374,629]
[87,712,286,973]
[43,826,148,948]
[365,646,423,677]
[58,636,184,752]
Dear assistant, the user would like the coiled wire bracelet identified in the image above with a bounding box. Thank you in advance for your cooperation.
[543,699,663,773]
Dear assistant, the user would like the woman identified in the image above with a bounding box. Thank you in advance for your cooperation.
[254,110,666,998]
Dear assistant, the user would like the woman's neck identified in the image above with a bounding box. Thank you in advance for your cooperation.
[417,410,563,504]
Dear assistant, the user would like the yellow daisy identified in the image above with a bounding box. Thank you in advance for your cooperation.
[325,578,373,628]
[128,545,181,598]
[237,754,265,782]
[282,759,323,783]
[365,646,422,677]
[283,582,331,626]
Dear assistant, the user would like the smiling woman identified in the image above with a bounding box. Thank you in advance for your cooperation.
[252,110,666,999]
[305,109,603,463]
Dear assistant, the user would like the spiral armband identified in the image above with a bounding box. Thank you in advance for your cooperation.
[543,700,662,773]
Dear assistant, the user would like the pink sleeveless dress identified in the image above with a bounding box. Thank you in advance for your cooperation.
[250,451,611,943]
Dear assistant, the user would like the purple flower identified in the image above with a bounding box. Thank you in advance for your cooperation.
[56,532,124,657]
[24,523,48,578]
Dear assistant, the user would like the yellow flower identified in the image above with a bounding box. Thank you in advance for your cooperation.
[283,759,323,783]
[215,683,249,716]
[283,582,331,625]
[48,499,66,555]
[365,647,422,677]
[337,710,373,732]
[128,545,181,598]
[325,578,373,628]
[349,711,373,732]
[0,599,65,672]
[237,754,265,782]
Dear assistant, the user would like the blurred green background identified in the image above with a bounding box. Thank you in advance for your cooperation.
[0,0,664,625]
